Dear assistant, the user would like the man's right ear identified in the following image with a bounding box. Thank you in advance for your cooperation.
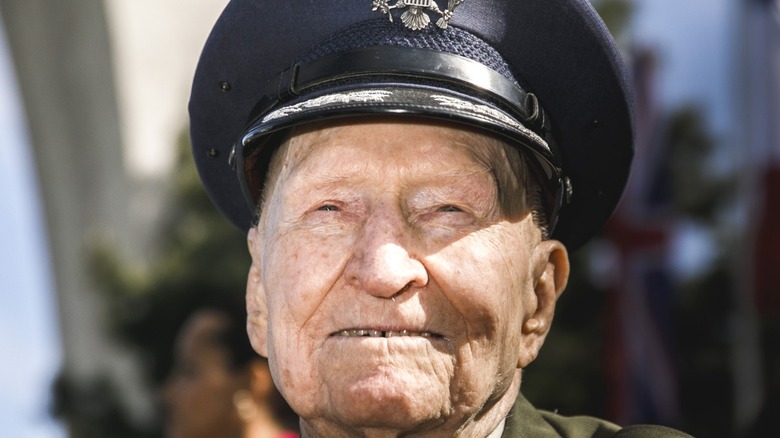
[246,227,269,357]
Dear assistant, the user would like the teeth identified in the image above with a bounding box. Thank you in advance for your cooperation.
[335,329,435,338]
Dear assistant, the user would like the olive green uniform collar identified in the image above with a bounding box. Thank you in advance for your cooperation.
[502,393,693,437]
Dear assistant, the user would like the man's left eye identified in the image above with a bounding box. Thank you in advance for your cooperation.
[318,204,340,212]
[437,205,462,212]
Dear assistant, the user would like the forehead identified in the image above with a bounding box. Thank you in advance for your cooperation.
[278,119,507,177]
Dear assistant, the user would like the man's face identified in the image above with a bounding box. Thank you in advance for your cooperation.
[246,119,567,436]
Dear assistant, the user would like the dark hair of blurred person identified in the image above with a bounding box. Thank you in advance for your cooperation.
[163,303,299,438]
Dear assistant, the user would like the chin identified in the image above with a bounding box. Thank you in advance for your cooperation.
[333,402,447,434]
[328,369,452,431]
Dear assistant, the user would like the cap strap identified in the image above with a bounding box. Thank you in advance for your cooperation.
[258,46,547,134]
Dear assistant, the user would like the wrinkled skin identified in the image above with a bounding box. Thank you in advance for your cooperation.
[246,119,569,437]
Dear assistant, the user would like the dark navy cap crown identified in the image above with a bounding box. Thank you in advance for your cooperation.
[189,0,634,250]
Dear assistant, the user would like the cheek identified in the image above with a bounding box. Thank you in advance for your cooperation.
[431,233,530,331]
[264,231,349,322]
[262,232,352,415]
[428,227,535,384]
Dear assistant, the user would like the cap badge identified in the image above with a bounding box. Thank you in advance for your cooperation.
[372,0,465,30]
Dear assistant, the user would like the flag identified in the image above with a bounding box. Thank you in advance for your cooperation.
[600,47,680,426]
[754,167,780,316]
[748,0,780,317]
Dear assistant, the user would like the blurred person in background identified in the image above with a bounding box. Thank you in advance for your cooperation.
[163,305,298,438]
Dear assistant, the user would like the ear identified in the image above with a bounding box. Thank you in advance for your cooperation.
[517,239,569,368]
[246,226,270,357]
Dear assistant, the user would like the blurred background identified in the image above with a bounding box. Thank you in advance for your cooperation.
[0,0,777,437]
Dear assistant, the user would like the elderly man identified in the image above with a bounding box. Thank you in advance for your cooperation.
[189,0,691,436]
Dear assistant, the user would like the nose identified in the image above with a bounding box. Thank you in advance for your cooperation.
[345,212,428,298]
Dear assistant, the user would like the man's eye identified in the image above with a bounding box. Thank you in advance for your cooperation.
[437,205,462,212]
[318,204,340,212]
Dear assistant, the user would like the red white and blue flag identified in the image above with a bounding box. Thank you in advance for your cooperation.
[600,48,680,426]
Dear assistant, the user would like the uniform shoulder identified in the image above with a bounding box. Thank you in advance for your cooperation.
[538,410,694,438]
[502,393,693,438]
[612,424,694,437]
[538,409,620,438]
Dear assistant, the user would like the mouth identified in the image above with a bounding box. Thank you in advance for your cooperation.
[331,329,442,339]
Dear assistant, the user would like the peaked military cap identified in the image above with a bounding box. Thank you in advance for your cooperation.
[189,0,634,250]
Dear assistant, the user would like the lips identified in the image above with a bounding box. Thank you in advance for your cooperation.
[331,329,440,338]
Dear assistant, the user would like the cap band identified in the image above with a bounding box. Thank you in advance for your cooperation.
[254,46,548,135]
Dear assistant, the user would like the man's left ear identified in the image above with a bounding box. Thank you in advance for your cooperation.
[246,227,270,357]
[517,239,570,368]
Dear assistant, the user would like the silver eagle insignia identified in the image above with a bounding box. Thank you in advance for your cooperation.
[372,0,465,30]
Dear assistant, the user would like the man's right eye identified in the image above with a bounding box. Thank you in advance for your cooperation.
[437,205,463,213]
[318,204,339,212]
